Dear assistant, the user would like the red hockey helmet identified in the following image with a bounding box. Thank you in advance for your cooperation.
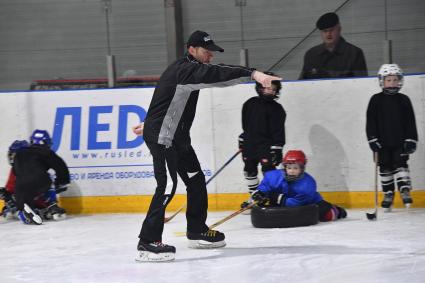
[282,150,307,166]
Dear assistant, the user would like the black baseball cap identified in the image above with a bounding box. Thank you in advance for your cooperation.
[186,30,224,52]
[316,12,339,30]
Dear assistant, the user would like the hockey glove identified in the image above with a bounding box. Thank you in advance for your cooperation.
[251,190,269,206]
[403,140,417,154]
[270,146,283,166]
[0,187,12,202]
[55,184,68,194]
[238,133,245,151]
[269,192,286,206]
[368,138,382,152]
[0,187,7,201]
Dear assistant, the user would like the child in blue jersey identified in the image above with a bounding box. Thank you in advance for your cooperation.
[251,150,347,222]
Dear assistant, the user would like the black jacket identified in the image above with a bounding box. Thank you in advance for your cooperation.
[143,54,254,147]
[13,145,70,191]
[366,92,417,147]
[242,96,286,157]
[299,37,368,80]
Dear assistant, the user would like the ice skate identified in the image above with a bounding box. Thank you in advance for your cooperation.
[40,203,67,221]
[135,240,175,262]
[1,201,19,220]
[18,203,43,225]
[400,188,413,209]
[187,229,226,249]
[381,191,394,212]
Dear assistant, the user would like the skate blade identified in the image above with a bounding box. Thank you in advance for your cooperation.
[23,204,42,225]
[188,240,226,249]
[383,207,392,213]
[405,203,411,209]
[52,213,67,221]
[135,251,175,262]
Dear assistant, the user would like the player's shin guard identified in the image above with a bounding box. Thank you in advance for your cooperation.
[379,169,396,211]
[379,169,396,193]
[244,171,259,193]
[241,171,259,211]
[395,167,413,206]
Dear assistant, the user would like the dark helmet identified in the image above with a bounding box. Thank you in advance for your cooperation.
[30,129,52,147]
[8,140,29,165]
[255,71,282,100]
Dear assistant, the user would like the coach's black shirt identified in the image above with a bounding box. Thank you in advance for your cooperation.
[299,37,368,80]
[143,54,254,147]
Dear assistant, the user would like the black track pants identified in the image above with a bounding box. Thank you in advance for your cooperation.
[139,142,208,242]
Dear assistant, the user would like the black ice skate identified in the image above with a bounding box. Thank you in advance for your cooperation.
[40,203,67,221]
[187,229,226,249]
[136,240,176,262]
[18,203,43,225]
[400,188,413,208]
[381,191,394,212]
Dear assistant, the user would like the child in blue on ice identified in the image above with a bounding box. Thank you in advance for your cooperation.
[251,150,347,222]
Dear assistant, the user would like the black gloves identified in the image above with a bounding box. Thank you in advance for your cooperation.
[55,184,68,194]
[238,133,245,151]
[368,138,382,152]
[269,192,286,206]
[270,145,283,166]
[404,140,417,154]
[251,190,269,206]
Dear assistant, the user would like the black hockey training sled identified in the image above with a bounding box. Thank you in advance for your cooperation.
[251,204,319,228]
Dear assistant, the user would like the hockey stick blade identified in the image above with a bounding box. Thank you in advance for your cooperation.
[366,152,379,221]
[366,211,377,221]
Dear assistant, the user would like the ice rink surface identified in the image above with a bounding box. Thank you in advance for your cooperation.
[1,209,425,283]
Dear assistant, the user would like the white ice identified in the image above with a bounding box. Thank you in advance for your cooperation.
[1,209,425,283]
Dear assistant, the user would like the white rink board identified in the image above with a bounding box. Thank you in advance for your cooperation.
[0,75,424,196]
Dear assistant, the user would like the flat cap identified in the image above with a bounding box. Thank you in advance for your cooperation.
[316,12,339,30]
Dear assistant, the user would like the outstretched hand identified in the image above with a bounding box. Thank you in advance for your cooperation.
[132,123,144,136]
[252,71,282,88]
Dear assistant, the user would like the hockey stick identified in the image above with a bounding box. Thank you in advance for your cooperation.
[366,152,379,220]
[173,201,258,236]
[164,149,242,223]
[208,201,258,230]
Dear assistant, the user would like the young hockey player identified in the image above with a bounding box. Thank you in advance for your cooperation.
[1,139,68,221]
[0,140,29,219]
[251,150,347,222]
[366,64,418,211]
[239,73,286,209]
[13,130,70,224]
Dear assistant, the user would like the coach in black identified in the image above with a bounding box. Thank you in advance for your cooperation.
[299,12,368,80]
[133,30,281,262]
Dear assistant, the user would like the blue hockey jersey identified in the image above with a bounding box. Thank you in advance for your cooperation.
[257,169,323,207]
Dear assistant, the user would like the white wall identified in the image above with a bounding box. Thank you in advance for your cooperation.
[0,75,424,196]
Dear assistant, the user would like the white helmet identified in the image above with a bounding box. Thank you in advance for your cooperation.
[377,63,404,89]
